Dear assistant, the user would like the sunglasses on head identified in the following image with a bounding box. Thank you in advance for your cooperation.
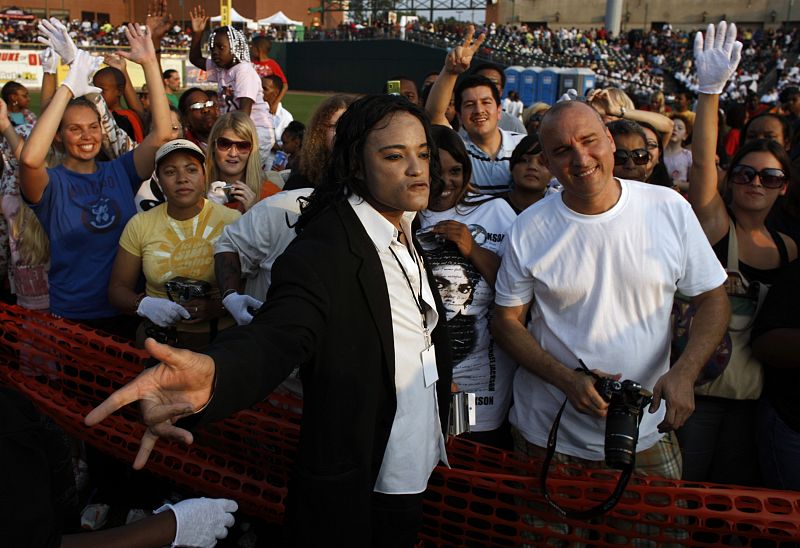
[729,164,787,189]
[188,100,216,111]
[613,148,650,166]
[215,137,252,153]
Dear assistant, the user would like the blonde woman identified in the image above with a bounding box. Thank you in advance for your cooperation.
[206,111,279,212]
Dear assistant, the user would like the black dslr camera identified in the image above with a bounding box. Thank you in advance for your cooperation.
[594,377,653,469]
[164,277,212,305]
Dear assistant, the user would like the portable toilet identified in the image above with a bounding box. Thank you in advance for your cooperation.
[503,66,523,99]
[559,67,596,98]
[519,66,539,106]
[536,67,561,105]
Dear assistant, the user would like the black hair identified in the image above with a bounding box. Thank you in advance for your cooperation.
[93,66,125,88]
[454,75,500,112]
[296,94,442,232]
[0,81,24,104]
[178,87,207,115]
[509,133,543,170]
[674,89,694,101]
[262,74,284,93]
[472,62,506,88]
[282,120,305,141]
[606,119,647,143]
[251,35,272,52]
[779,86,799,104]
[162,69,178,80]
[742,113,793,148]
[636,120,672,187]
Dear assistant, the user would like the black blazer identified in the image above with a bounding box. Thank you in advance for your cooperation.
[202,200,453,545]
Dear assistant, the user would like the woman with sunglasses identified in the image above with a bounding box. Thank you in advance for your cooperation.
[679,22,797,486]
[206,112,279,213]
[607,120,652,183]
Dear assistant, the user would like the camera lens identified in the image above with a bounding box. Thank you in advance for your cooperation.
[604,405,639,469]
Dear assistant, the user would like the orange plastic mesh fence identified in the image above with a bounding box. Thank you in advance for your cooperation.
[1,304,798,545]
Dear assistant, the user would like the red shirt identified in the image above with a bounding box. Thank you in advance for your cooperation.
[253,59,287,84]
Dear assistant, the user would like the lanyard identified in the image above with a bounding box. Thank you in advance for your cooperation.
[388,242,429,337]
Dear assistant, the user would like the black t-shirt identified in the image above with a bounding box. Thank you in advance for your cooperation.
[752,260,800,432]
[711,214,790,285]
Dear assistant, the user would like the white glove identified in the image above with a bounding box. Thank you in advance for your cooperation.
[222,292,263,326]
[154,497,238,548]
[61,50,104,98]
[136,296,190,327]
[693,21,743,95]
[39,47,59,75]
[37,17,77,66]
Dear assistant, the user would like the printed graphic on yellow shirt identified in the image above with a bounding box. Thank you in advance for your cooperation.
[151,208,223,283]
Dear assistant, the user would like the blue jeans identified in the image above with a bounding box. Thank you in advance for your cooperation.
[757,397,800,491]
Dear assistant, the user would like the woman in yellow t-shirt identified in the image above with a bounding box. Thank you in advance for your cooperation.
[109,139,241,349]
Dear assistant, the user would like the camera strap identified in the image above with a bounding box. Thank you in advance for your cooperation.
[539,397,638,520]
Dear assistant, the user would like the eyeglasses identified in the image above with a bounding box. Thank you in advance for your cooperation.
[188,100,216,111]
[613,148,650,166]
[215,137,252,153]
[729,164,787,189]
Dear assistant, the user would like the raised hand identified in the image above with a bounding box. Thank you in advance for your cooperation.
[103,52,128,74]
[61,49,103,98]
[37,17,77,65]
[0,98,9,131]
[118,23,157,65]
[693,21,743,95]
[84,338,217,469]
[39,47,59,75]
[189,6,209,35]
[146,0,173,42]
[444,24,486,75]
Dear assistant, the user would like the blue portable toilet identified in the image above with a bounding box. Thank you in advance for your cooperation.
[559,67,596,98]
[519,66,539,106]
[503,66,523,99]
[537,67,561,105]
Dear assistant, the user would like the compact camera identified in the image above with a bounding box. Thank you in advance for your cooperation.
[164,277,212,305]
[594,377,653,469]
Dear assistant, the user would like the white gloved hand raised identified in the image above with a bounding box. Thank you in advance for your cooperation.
[61,49,104,98]
[693,21,743,95]
[222,292,263,326]
[37,17,77,65]
[154,497,238,548]
[137,296,191,327]
[39,47,59,75]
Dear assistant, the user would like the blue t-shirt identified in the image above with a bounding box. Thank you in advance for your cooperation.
[31,151,139,319]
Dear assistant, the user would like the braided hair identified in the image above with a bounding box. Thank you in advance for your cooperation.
[208,26,250,64]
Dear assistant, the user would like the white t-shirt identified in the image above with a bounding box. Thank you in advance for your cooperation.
[495,179,726,460]
[205,59,273,131]
[664,148,693,183]
[418,197,517,431]
[213,189,308,300]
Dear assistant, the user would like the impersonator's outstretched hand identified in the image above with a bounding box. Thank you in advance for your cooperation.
[445,25,486,75]
[693,21,743,95]
[85,338,216,469]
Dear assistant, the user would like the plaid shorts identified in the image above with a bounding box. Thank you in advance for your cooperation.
[513,429,687,547]
[512,428,683,480]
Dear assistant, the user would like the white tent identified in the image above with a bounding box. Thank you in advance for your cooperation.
[210,7,255,25]
[257,11,303,27]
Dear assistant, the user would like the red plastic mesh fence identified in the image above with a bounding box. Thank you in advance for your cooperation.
[1,304,799,545]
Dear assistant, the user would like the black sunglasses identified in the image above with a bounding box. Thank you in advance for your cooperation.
[730,164,787,189]
[215,137,253,153]
[613,148,650,166]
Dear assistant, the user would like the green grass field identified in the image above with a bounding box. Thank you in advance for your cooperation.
[26,91,328,126]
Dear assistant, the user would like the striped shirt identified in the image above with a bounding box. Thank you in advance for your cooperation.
[460,128,526,195]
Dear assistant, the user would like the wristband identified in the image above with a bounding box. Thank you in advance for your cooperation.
[222,289,237,299]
